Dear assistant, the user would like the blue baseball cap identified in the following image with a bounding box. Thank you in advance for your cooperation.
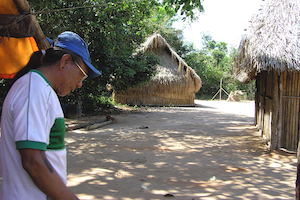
[53,31,101,79]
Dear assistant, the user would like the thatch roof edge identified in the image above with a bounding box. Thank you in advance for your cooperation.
[138,33,201,91]
[233,0,300,82]
[140,33,191,73]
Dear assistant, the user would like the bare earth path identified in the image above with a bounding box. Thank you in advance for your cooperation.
[66,100,296,200]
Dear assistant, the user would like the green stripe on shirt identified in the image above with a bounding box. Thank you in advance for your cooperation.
[47,118,66,150]
[16,141,47,150]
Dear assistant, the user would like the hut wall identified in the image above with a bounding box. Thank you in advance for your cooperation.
[256,70,300,151]
[255,71,273,147]
[280,71,300,151]
[113,87,195,106]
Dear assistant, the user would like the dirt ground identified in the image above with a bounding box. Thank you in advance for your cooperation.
[65,100,297,200]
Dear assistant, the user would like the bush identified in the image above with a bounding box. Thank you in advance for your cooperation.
[184,35,255,100]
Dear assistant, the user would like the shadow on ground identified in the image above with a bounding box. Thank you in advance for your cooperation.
[66,102,296,200]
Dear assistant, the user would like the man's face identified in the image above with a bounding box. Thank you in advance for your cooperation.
[56,56,89,97]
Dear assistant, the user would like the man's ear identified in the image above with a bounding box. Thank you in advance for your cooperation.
[58,54,72,71]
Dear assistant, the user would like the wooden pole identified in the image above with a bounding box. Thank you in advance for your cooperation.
[281,71,287,148]
[255,75,260,126]
[256,74,260,127]
[219,78,222,100]
[296,72,300,148]
[297,72,300,199]
[297,161,300,200]
[297,72,300,147]
[211,90,220,100]
[297,73,300,149]
[292,72,299,150]
[270,70,279,150]
[260,71,266,137]
[211,78,229,100]
[288,72,294,149]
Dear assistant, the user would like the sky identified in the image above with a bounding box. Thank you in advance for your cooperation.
[172,0,265,49]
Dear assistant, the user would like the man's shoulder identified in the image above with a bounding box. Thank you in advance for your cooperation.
[15,71,51,92]
[9,71,54,103]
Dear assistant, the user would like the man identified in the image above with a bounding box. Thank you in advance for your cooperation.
[0,31,101,200]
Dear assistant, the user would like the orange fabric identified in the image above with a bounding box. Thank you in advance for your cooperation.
[0,0,18,14]
[0,0,40,79]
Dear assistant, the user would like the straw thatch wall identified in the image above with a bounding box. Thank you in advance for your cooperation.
[234,0,300,152]
[234,0,300,83]
[113,34,201,106]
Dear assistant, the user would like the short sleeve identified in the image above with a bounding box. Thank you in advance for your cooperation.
[12,73,51,150]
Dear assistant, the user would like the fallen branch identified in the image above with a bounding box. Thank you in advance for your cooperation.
[86,120,113,130]
[66,115,115,131]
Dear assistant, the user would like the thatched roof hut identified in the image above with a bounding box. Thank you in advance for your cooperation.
[234,0,300,83]
[113,33,201,106]
[234,0,300,152]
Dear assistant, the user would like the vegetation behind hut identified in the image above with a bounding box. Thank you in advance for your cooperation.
[113,33,201,106]
[185,35,255,100]
[0,1,254,114]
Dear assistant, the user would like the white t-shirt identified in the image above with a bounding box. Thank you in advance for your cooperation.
[0,70,67,200]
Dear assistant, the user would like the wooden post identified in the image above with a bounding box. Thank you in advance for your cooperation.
[260,71,267,137]
[297,135,300,200]
[270,70,279,150]
[288,72,294,150]
[255,77,257,125]
[256,73,262,128]
[279,72,286,148]
[255,75,259,126]
[288,71,293,149]
[211,78,228,100]
[297,162,300,200]
[292,72,300,150]
[219,78,222,100]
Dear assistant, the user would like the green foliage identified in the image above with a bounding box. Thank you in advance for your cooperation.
[185,35,255,100]
[159,28,194,56]
[26,0,205,113]
[0,1,255,115]
[162,0,204,19]
[83,96,114,114]
[28,0,162,112]
[109,52,159,92]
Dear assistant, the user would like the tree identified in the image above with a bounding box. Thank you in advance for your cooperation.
[28,0,206,113]
[162,0,204,19]
[1,0,206,112]
[27,0,161,112]
[185,35,255,99]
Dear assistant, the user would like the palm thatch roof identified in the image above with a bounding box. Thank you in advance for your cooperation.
[234,0,300,83]
[113,33,201,106]
[139,33,201,90]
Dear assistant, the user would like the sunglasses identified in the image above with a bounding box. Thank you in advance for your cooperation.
[74,61,88,81]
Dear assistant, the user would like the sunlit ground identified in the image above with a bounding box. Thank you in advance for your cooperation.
[0,101,294,199]
[195,100,255,117]
[66,100,296,200]
[0,100,293,200]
